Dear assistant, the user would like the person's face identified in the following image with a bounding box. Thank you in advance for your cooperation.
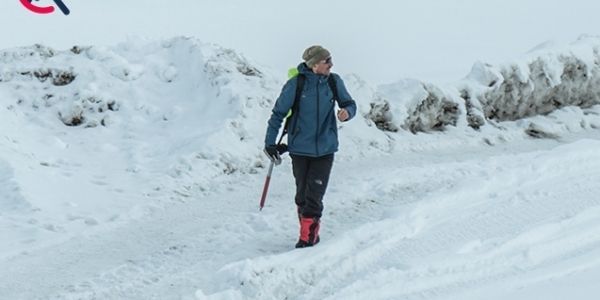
[313,56,333,75]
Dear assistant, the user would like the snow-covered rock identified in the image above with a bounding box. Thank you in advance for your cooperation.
[375,35,600,134]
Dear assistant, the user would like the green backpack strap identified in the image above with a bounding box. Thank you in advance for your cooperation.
[288,67,299,79]
[279,68,305,143]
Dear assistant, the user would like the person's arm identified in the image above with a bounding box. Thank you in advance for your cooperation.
[334,74,357,121]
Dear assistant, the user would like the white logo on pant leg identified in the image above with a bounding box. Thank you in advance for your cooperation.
[315,179,323,185]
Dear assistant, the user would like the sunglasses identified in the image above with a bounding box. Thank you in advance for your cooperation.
[320,57,332,65]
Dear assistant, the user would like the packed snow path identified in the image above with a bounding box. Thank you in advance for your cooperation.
[1,131,600,300]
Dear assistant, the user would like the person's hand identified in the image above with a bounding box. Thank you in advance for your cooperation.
[337,108,349,121]
[275,143,288,154]
[264,145,280,164]
[264,144,288,164]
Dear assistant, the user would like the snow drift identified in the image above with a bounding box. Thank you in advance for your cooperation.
[1,36,279,184]
[0,37,284,257]
[369,35,600,135]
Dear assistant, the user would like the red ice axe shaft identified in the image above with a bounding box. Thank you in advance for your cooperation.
[259,160,275,211]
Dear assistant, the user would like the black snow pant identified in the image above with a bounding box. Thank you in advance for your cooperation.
[291,153,334,218]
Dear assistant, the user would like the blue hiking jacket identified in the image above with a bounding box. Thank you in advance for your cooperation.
[265,63,357,157]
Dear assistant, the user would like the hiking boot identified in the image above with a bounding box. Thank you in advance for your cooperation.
[296,217,320,248]
[295,235,320,248]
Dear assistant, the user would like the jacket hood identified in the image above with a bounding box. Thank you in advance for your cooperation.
[297,62,327,79]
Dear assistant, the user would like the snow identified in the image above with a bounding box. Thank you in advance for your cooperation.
[2,2,600,299]
[0,37,279,261]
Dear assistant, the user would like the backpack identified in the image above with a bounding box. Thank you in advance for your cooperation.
[278,67,340,143]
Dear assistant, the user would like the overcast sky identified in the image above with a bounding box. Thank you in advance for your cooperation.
[3,0,600,84]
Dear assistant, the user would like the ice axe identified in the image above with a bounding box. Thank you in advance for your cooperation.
[259,159,275,211]
[259,142,287,211]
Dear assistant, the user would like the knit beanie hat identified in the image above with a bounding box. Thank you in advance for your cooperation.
[302,45,331,68]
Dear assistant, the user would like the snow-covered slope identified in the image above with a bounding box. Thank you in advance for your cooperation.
[0,37,281,258]
[1,36,600,299]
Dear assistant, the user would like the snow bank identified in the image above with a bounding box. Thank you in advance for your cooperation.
[0,37,281,256]
[369,35,600,135]
[0,36,280,188]
[469,38,600,121]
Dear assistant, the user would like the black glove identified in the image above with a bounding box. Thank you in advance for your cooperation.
[264,144,288,164]
[276,143,288,154]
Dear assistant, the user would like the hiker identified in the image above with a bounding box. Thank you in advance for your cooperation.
[264,45,357,248]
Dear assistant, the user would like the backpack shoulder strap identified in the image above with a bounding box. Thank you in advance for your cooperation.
[293,74,305,114]
[327,74,339,101]
[278,74,305,143]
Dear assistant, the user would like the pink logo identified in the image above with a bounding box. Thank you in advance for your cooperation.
[20,0,70,15]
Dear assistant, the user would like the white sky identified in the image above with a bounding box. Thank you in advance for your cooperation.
[3,0,600,83]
